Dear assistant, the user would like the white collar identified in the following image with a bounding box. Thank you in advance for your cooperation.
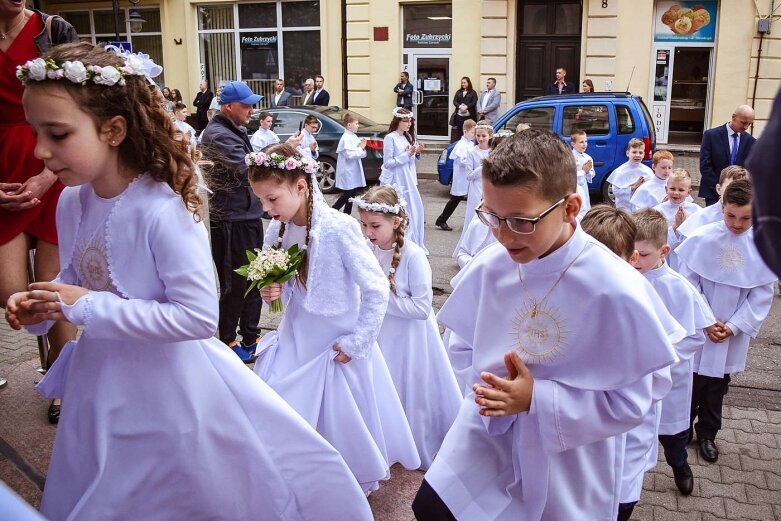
[726,123,740,137]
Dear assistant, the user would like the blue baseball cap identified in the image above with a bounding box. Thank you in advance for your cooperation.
[219,81,263,105]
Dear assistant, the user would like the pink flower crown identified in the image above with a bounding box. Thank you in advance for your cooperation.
[245,151,321,175]
[16,54,152,86]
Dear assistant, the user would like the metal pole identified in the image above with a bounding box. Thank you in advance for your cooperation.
[112,0,121,41]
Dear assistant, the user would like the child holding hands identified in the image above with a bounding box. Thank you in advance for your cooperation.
[607,138,652,211]
[569,130,594,219]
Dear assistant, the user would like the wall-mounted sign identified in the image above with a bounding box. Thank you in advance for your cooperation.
[404,33,452,47]
[240,34,278,47]
[403,4,452,49]
[654,1,717,43]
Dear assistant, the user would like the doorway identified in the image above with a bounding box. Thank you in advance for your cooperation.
[516,0,582,100]
[408,54,450,139]
[668,47,711,145]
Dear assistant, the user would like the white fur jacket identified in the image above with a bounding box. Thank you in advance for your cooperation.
[264,200,389,360]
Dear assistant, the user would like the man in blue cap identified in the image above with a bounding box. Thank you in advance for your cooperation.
[200,81,264,363]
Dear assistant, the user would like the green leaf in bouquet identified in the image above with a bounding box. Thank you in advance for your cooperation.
[246,249,257,263]
[277,270,299,284]
[243,279,260,298]
[234,265,249,277]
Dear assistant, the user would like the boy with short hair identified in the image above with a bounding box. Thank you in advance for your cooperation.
[412,129,680,520]
[580,204,637,261]
[653,168,702,270]
[172,102,198,148]
[437,119,476,231]
[630,150,675,210]
[676,179,776,463]
[607,138,653,211]
[570,130,594,220]
[632,209,715,500]
[677,165,750,239]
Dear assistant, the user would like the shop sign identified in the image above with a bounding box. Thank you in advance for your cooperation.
[241,35,278,47]
[654,1,717,43]
[404,32,452,48]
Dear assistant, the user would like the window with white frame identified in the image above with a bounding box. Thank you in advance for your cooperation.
[197,1,320,106]
[58,8,165,85]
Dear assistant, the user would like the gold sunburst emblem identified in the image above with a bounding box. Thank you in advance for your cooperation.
[77,243,111,291]
[718,246,744,273]
[511,299,568,364]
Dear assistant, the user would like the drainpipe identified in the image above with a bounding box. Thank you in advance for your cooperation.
[341,0,349,109]
[751,0,773,135]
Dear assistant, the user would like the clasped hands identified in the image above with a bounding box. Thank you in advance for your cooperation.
[705,321,733,343]
[0,168,57,211]
[473,351,534,416]
[5,282,88,330]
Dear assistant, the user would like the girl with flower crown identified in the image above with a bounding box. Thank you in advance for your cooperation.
[354,185,461,470]
[5,42,372,521]
[249,144,420,494]
[380,107,427,253]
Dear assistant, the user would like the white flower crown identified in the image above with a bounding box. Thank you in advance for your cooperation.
[392,107,414,120]
[350,185,408,215]
[16,53,151,86]
[475,124,493,131]
[494,129,514,138]
[245,151,321,175]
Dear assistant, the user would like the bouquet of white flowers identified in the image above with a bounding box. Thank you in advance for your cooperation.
[234,245,306,313]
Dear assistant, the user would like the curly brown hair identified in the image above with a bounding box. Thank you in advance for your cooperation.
[25,42,201,217]
[358,185,407,294]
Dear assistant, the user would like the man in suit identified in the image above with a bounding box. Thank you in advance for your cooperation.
[269,78,292,108]
[394,71,413,109]
[546,67,576,95]
[301,78,316,105]
[699,105,756,206]
[477,77,502,123]
[193,79,214,130]
[312,75,330,106]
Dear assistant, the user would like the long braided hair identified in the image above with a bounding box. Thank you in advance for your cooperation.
[359,185,407,294]
[247,143,314,286]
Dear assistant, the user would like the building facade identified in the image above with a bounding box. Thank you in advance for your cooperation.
[36,0,780,143]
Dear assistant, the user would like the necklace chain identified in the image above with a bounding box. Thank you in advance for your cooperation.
[0,13,27,40]
[517,242,588,319]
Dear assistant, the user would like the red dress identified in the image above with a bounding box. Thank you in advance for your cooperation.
[0,12,63,245]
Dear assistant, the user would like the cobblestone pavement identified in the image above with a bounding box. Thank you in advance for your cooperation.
[2,166,780,520]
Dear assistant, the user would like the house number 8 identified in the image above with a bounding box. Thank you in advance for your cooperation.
[602,0,608,7]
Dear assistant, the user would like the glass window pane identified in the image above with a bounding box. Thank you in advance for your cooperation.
[199,33,237,94]
[282,1,320,27]
[616,105,636,135]
[562,105,610,135]
[130,35,165,84]
[403,4,452,48]
[59,11,91,35]
[240,31,279,81]
[282,30,321,102]
[135,8,161,33]
[522,4,547,35]
[239,3,277,29]
[271,111,309,136]
[198,5,234,30]
[555,4,580,34]
[501,107,555,132]
[94,10,124,35]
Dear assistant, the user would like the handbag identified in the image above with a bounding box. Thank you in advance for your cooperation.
[449,110,456,127]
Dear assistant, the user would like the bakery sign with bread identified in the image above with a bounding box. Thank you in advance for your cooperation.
[654,1,717,43]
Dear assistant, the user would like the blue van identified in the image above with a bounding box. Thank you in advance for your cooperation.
[437,93,656,200]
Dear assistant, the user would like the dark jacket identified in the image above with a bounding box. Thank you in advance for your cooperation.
[699,124,756,200]
[200,113,263,222]
[193,89,214,123]
[453,89,478,122]
[269,90,293,108]
[546,81,577,95]
[33,10,79,53]
[313,89,330,106]
[746,88,781,278]
[394,81,413,108]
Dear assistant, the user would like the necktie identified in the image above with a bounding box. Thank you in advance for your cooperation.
[730,132,739,165]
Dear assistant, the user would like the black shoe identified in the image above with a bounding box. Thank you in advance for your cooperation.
[48,400,60,425]
[436,221,453,231]
[699,438,718,462]
[672,462,694,495]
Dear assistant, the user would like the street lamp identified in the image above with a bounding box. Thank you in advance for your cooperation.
[112,0,146,41]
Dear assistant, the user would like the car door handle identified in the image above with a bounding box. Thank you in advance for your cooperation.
[593,140,608,146]
[594,161,605,167]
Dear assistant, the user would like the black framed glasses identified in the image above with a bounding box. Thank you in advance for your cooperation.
[475,196,568,235]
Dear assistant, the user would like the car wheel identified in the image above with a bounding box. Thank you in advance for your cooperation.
[601,178,615,205]
[317,157,337,194]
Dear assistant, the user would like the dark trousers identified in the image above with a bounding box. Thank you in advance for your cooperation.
[332,188,357,214]
[412,480,457,521]
[210,219,263,345]
[690,372,729,441]
[617,501,636,521]
[453,114,469,142]
[704,196,719,207]
[437,195,466,225]
[659,429,690,468]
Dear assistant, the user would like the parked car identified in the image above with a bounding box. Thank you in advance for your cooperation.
[437,93,656,201]
[247,106,388,193]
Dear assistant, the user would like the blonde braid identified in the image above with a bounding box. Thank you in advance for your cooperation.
[389,219,406,294]
[296,176,314,287]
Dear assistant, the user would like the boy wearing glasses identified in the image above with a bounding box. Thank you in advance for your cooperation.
[412,129,680,520]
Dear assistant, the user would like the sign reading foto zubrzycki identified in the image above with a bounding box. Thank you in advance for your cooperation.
[404,32,452,48]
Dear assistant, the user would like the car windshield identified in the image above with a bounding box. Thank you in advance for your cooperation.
[321,109,379,129]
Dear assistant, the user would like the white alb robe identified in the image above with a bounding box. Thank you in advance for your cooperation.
[32,175,372,521]
[426,226,682,520]
[254,203,420,493]
[677,201,723,239]
[380,131,426,253]
[335,130,367,190]
[607,161,653,211]
[372,241,462,470]
[676,221,776,377]
[453,217,496,268]
[250,127,280,152]
[449,136,474,197]
[653,199,703,271]
[572,149,594,220]
[298,128,319,161]
[454,146,490,257]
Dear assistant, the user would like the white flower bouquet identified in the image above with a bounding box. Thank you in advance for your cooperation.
[234,245,306,313]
